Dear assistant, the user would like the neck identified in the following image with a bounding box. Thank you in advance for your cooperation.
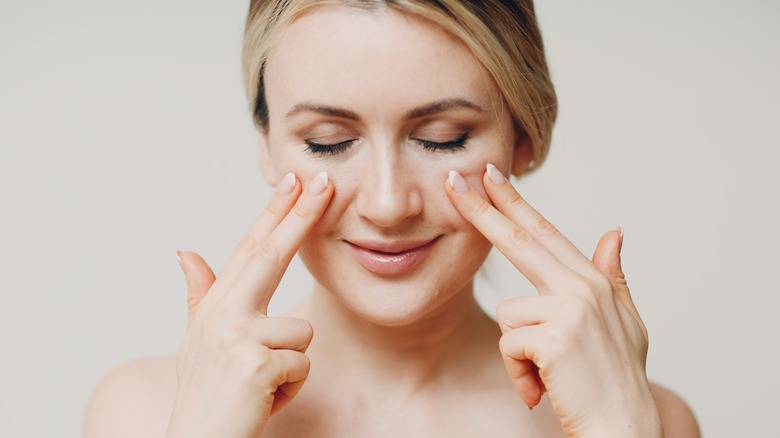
[296,280,501,395]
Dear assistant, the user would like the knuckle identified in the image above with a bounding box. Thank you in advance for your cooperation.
[241,346,274,379]
[292,202,310,220]
[265,199,286,219]
[256,240,281,265]
[498,332,515,355]
[297,319,314,343]
[505,190,525,208]
[509,226,534,248]
[471,198,492,216]
[495,301,510,324]
[495,298,520,326]
[545,326,569,358]
[532,214,557,238]
[297,353,311,375]
[579,274,615,308]
[237,235,260,254]
[255,346,274,368]
[214,321,246,349]
[564,275,593,296]
[561,295,593,325]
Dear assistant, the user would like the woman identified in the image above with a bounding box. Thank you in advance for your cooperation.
[85,1,700,436]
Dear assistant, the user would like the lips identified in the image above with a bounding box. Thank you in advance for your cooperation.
[345,237,438,276]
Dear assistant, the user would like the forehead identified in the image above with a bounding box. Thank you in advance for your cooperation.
[263,4,499,120]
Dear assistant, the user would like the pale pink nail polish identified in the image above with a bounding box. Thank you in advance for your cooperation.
[486,163,507,185]
[448,170,469,194]
[278,172,296,195]
[309,171,329,195]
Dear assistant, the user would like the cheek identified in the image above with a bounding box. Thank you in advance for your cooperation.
[273,150,323,189]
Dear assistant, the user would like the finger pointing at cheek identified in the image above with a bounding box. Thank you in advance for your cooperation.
[227,171,333,314]
[483,164,598,277]
[444,169,575,293]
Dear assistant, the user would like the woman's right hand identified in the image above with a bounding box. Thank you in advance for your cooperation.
[166,171,333,438]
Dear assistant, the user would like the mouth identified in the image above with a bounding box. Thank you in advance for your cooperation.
[344,237,439,276]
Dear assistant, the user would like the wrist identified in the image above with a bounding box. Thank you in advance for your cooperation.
[579,378,663,438]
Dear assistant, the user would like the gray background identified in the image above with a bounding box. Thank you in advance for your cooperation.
[1,0,778,436]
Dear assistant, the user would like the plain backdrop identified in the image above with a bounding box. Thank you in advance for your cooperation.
[1,0,778,436]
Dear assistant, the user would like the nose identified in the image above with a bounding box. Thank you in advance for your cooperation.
[355,145,423,229]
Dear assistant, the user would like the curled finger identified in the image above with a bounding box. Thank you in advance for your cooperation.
[496,295,558,333]
[250,317,314,353]
[268,349,311,414]
[499,325,547,409]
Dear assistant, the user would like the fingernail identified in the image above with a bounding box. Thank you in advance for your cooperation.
[309,171,329,195]
[448,170,469,194]
[618,225,624,246]
[278,172,296,195]
[486,163,507,185]
[175,250,183,272]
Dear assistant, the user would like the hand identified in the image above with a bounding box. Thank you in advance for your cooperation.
[445,165,663,437]
[167,171,333,438]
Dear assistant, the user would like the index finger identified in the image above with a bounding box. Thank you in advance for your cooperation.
[482,163,598,277]
[214,172,302,288]
[445,170,576,292]
[223,171,333,314]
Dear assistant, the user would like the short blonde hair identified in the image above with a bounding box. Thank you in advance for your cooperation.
[242,0,557,170]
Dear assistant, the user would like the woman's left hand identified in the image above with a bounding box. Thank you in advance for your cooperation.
[445,164,663,438]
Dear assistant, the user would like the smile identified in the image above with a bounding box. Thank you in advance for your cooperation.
[345,237,439,276]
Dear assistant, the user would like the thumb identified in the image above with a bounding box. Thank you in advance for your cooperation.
[592,226,624,282]
[176,250,217,319]
[592,227,644,326]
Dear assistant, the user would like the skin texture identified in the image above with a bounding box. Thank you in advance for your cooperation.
[83,5,701,437]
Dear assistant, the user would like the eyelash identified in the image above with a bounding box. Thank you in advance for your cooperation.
[305,139,354,156]
[304,133,469,157]
[415,133,468,152]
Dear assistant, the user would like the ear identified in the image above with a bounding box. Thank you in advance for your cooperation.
[257,129,277,186]
[510,128,535,177]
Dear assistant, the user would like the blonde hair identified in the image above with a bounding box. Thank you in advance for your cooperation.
[242,0,557,170]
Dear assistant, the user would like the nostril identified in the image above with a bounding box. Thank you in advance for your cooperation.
[354,165,424,228]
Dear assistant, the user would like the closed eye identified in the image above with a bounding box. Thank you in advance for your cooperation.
[304,132,469,156]
[413,133,468,152]
[304,139,356,156]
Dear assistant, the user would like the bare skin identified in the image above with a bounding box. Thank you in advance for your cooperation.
[84,289,697,437]
[84,5,700,437]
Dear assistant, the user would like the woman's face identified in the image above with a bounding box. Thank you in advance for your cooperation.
[261,5,527,325]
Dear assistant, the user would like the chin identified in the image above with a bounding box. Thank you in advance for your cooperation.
[324,279,453,327]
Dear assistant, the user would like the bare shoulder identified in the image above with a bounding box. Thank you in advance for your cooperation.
[83,356,178,438]
[649,381,701,438]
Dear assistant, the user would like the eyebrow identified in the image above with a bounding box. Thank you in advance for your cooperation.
[403,98,486,121]
[284,98,486,122]
[285,103,359,121]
